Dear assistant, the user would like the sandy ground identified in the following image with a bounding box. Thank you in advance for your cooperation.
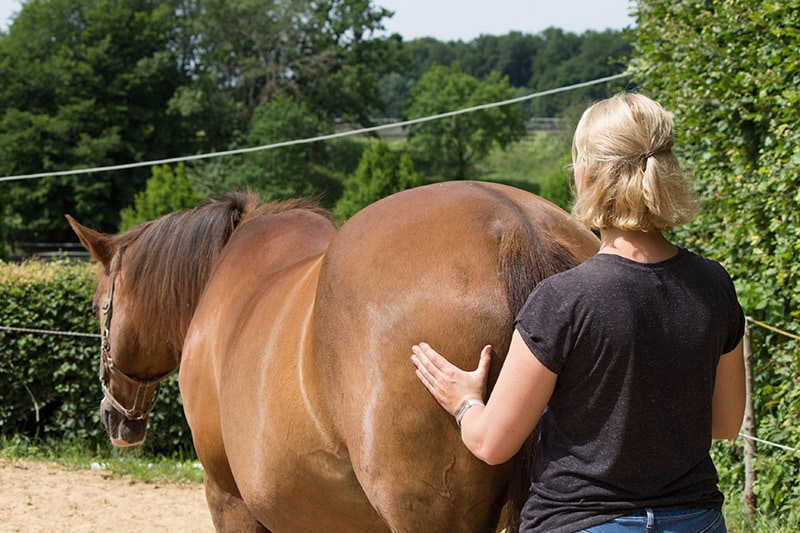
[0,458,214,532]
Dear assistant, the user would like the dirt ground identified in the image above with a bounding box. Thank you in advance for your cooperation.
[0,458,214,532]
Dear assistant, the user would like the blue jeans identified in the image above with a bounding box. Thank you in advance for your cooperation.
[580,507,726,533]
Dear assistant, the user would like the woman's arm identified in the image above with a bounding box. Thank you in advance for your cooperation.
[412,330,556,465]
[711,339,746,440]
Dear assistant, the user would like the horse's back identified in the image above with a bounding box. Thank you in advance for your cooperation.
[312,181,598,532]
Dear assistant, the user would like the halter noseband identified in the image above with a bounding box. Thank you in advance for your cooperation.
[99,260,179,421]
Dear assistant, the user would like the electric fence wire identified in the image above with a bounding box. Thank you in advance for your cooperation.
[0,73,630,183]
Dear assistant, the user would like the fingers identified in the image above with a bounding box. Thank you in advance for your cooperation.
[412,342,446,371]
[410,342,492,412]
[414,367,442,403]
[410,343,492,378]
[478,345,493,374]
[411,349,439,387]
[411,345,450,408]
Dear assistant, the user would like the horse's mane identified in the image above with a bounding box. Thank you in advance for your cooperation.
[111,191,330,353]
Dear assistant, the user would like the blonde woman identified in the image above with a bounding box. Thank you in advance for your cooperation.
[411,93,745,532]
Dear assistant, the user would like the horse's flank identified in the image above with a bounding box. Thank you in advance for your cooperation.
[307,181,598,531]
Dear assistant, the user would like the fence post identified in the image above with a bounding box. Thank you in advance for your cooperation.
[742,322,757,519]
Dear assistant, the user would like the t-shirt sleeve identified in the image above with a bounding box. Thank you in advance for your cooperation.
[513,280,573,375]
[719,265,745,354]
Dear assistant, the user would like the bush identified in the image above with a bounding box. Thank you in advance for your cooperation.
[334,139,419,221]
[119,163,204,231]
[0,259,194,456]
[632,0,800,522]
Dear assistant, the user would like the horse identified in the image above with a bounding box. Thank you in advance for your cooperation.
[68,181,599,532]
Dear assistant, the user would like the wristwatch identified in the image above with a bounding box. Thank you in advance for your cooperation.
[454,399,485,427]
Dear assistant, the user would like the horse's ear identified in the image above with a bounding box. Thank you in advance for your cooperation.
[65,214,115,267]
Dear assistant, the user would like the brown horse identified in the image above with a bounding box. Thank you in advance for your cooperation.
[69,181,598,532]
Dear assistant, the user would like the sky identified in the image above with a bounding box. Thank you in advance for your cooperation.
[376,0,636,41]
[0,0,18,31]
[0,0,636,38]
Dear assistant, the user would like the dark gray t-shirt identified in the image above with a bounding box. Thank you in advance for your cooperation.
[514,248,744,533]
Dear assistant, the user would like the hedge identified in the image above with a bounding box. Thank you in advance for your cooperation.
[0,258,194,456]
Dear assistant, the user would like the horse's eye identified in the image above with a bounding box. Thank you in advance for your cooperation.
[92,304,100,314]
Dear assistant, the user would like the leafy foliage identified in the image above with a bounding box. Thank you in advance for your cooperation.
[119,163,204,231]
[0,0,402,244]
[380,29,631,120]
[236,96,340,202]
[405,64,526,180]
[527,29,632,116]
[334,139,418,220]
[177,0,401,125]
[0,259,194,456]
[0,0,632,253]
[538,157,574,212]
[0,187,7,260]
[0,0,197,241]
[632,0,800,522]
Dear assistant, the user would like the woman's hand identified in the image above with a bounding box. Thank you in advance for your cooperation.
[410,342,492,416]
[411,331,557,464]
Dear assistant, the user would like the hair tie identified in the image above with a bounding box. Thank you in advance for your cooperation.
[644,151,655,160]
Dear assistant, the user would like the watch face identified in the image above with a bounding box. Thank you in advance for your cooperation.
[455,400,483,427]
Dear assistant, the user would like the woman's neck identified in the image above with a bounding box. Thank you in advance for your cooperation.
[597,228,678,263]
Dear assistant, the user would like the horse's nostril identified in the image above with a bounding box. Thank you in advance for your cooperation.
[119,419,148,442]
[100,400,148,445]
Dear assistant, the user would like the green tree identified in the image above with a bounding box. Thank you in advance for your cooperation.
[461,32,542,87]
[405,64,526,180]
[0,187,7,260]
[539,155,573,212]
[377,72,414,119]
[334,139,418,220]
[0,0,196,242]
[631,0,800,521]
[527,29,631,116]
[119,163,204,231]
[177,0,401,126]
[233,96,340,202]
[380,29,630,120]
[400,37,466,81]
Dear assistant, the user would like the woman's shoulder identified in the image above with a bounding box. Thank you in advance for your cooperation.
[676,248,737,281]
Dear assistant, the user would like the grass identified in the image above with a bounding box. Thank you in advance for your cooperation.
[722,487,795,532]
[475,131,571,190]
[381,131,571,196]
[0,433,204,484]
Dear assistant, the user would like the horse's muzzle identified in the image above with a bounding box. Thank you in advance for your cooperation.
[101,399,148,447]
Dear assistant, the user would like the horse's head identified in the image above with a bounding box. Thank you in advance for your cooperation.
[67,215,179,447]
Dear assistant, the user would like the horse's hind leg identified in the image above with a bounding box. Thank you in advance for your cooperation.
[204,476,269,533]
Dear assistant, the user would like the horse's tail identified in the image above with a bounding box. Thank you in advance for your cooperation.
[495,206,585,533]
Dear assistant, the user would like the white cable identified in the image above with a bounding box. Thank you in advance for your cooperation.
[0,325,100,338]
[738,433,800,454]
[0,72,630,183]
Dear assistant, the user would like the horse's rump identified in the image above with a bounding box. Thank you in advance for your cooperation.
[311,181,598,531]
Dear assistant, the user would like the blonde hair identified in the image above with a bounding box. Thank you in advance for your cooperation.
[570,92,698,231]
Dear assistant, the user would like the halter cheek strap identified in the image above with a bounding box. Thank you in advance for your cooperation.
[99,348,173,420]
[99,258,179,420]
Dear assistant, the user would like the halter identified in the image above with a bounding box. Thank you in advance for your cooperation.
[99,258,179,421]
